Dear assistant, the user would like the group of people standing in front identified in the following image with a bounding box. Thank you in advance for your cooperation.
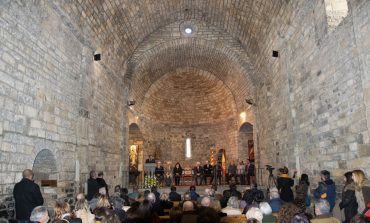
[146,155,256,187]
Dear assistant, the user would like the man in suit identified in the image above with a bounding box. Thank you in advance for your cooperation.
[13,169,44,222]
[203,160,213,185]
[193,162,203,186]
[145,155,155,163]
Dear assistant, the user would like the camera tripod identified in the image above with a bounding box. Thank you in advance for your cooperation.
[266,170,277,199]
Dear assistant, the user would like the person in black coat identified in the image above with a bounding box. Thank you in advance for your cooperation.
[169,186,182,201]
[97,171,109,196]
[339,171,358,223]
[87,170,100,201]
[193,162,204,186]
[13,169,44,222]
[277,167,294,202]
[173,162,183,186]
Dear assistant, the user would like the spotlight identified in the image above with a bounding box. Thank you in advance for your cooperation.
[94,53,101,61]
[127,100,135,106]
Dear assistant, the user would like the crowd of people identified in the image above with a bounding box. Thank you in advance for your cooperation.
[9,166,370,223]
[140,157,256,187]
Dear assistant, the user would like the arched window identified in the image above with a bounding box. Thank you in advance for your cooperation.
[185,138,191,158]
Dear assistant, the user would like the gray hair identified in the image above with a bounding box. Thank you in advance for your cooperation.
[201,196,211,207]
[227,196,240,209]
[246,207,263,223]
[147,192,156,203]
[259,202,272,215]
[30,206,48,222]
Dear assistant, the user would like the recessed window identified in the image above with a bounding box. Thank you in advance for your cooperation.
[186,138,192,158]
[185,28,192,34]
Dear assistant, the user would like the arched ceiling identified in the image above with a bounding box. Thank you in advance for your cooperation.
[142,68,236,124]
[54,0,289,122]
[56,0,287,74]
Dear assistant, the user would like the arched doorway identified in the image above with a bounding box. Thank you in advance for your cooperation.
[239,123,254,162]
[128,123,144,185]
[32,149,58,184]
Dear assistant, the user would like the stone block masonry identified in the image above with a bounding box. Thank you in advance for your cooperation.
[0,1,127,218]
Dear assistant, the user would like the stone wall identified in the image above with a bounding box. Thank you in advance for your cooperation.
[0,1,127,218]
[255,1,370,185]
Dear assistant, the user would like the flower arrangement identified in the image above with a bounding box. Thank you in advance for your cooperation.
[144,174,158,189]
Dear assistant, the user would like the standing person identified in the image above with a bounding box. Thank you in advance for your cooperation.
[238,161,246,185]
[173,162,183,186]
[154,161,165,186]
[277,166,294,203]
[193,162,204,186]
[248,160,256,186]
[13,169,44,222]
[295,173,310,207]
[314,170,336,212]
[211,163,222,185]
[97,172,109,196]
[227,161,237,184]
[87,170,100,201]
[145,155,155,163]
[245,160,251,185]
[352,169,370,214]
[339,171,358,223]
[203,160,213,185]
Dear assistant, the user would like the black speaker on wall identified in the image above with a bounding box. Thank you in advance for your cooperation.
[272,50,279,58]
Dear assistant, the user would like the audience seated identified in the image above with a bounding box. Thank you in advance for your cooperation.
[111,195,127,223]
[221,196,242,216]
[210,199,227,218]
[259,202,276,223]
[159,193,174,210]
[147,192,164,216]
[189,186,200,201]
[277,203,304,223]
[268,187,282,213]
[30,206,49,223]
[74,194,95,223]
[96,195,111,209]
[169,186,182,201]
[246,207,263,223]
[311,199,340,223]
[181,201,198,223]
[94,207,120,223]
[198,207,220,223]
[200,196,211,207]
[53,201,82,223]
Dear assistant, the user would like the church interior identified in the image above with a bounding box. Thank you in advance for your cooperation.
[1,0,370,219]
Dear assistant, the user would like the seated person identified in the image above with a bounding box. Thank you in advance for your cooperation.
[169,186,182,201]
[155,161,165,185]
[311,199,340,223]
[221,196,242,216]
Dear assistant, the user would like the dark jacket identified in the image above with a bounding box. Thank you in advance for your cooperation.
[13,178,44,220]
[87,178,100,201]
[314,179,336,212]
[61,215,83,223]
[96,177,108,195]
[277,176,294,202]
[203,164,213,175]
[246,163,255,176]
[173,167,183,177]
[169,191,182,201]
[339,182,358,223]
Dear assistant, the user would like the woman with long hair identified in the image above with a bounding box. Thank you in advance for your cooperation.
[53,201,82,223]
[295,174,310,207]
[339,171,358,223]
[352,170,370,214]
[173,162,182,186]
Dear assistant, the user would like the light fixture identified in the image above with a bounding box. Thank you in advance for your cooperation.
[185,28,192,34]
[246,99,255,106]
[94,53,101,61]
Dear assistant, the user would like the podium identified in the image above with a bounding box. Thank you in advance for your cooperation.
[144,163,156,174]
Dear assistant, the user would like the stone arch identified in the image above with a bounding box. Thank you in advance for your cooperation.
[32,149,58,183]
[239,122,254,162]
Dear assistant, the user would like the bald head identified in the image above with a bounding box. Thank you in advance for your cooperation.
[183,201,194,212]
[22,169,34,180]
